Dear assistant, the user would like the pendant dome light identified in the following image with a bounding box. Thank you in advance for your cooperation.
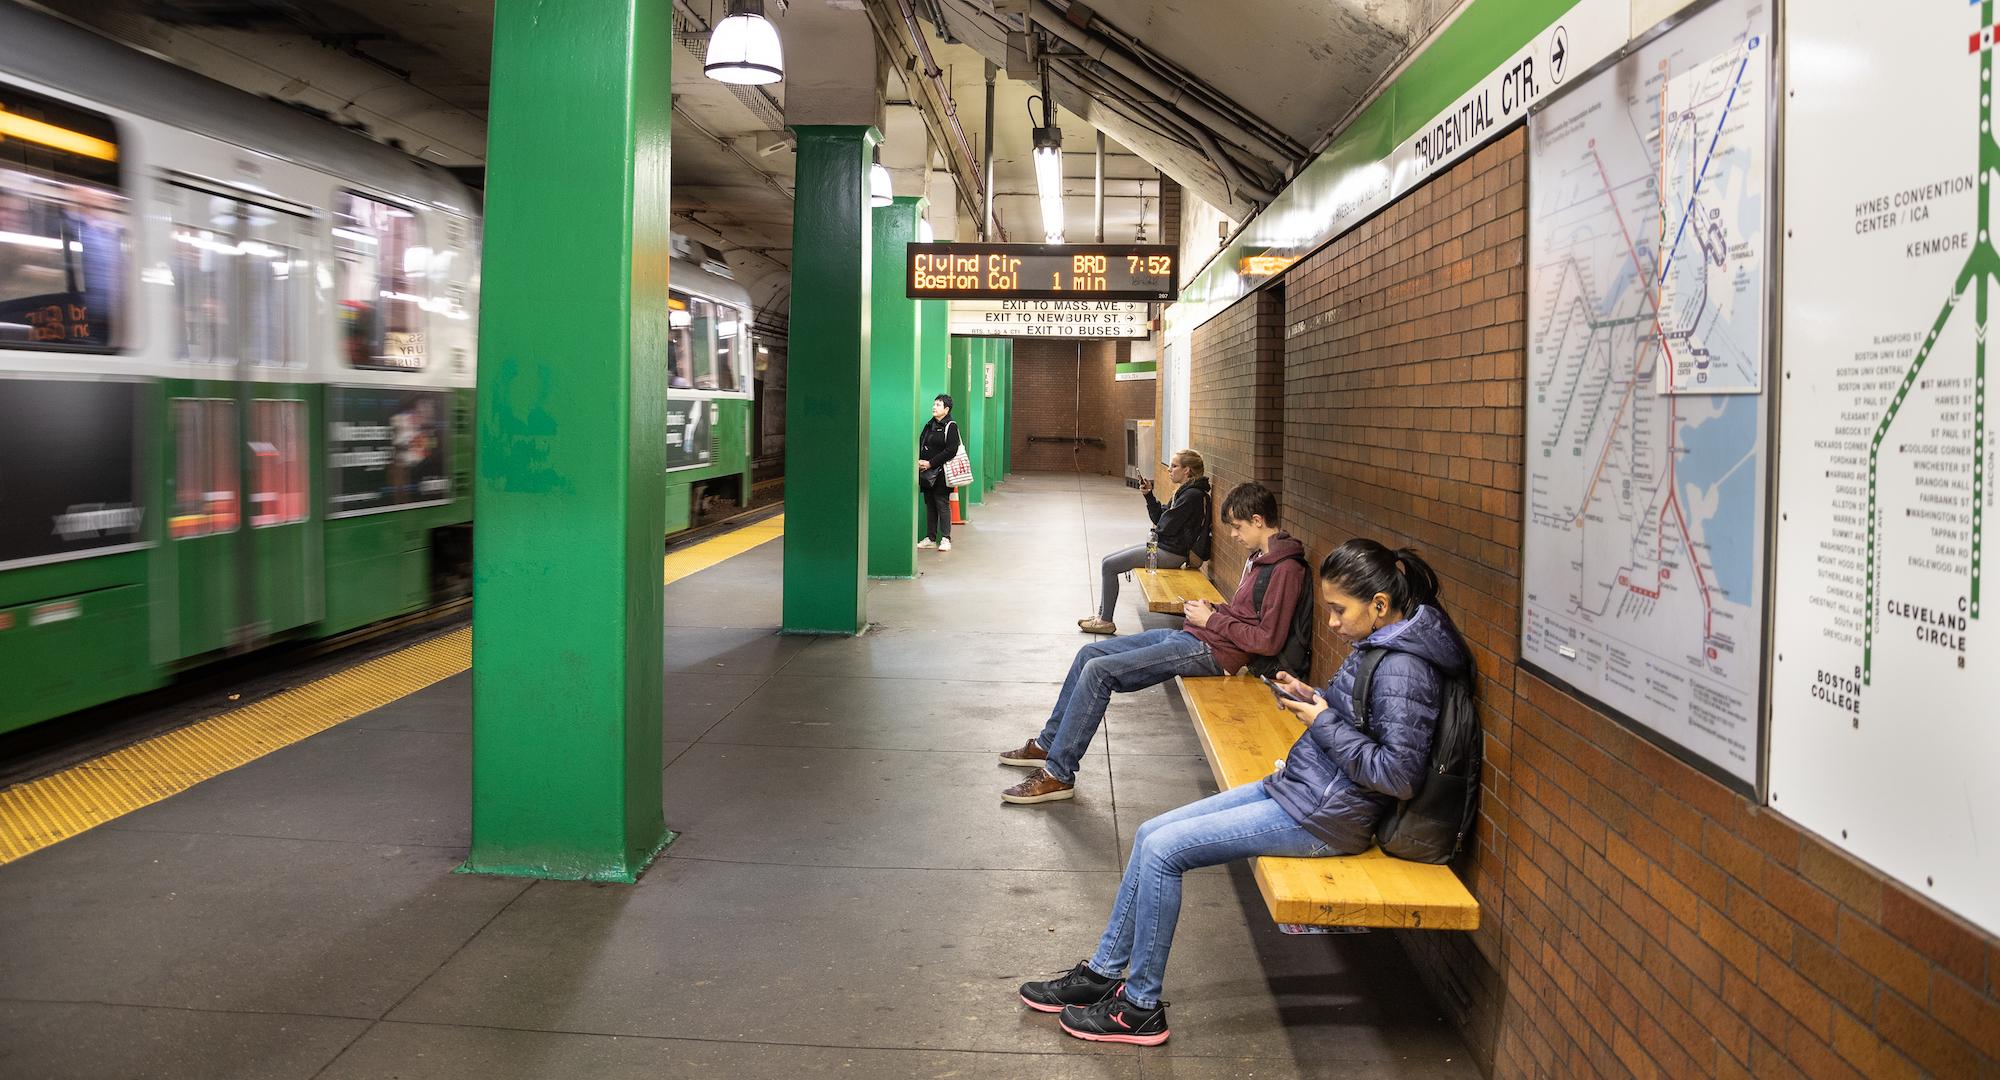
[869,147,894,208]
[704,0,784,86]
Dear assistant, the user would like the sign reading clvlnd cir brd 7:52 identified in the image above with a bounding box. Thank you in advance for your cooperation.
[907,243,1177,301]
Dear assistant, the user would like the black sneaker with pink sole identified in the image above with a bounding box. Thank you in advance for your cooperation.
[1018,961,1117,1013]
[1059,986,1170,1046]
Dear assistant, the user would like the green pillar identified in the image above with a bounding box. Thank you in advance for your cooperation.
[963,338,987,506]
[997,339,1013,481]
[948,336,975,518]
[868,196,923,578]
[981,339,1000,496]
[919,300,948,539]
[467,0,670,882]
[784,125,877,634]
[920,300,948,410]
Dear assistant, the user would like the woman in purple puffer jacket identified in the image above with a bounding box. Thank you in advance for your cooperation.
[1017,539,1470,1047]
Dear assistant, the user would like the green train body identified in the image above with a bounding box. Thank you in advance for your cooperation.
[0,7,754,735]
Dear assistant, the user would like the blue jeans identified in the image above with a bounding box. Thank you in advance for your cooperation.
[1036,629,1221,783]
[1088,782,1329,1008]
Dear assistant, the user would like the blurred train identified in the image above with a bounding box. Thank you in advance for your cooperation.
[0,4,757,735]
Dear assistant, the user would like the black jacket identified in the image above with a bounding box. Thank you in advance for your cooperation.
[918,417,961,489]
[1145,474,1210,557]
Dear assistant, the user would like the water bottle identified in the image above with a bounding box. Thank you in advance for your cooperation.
[1146,530,1159,573]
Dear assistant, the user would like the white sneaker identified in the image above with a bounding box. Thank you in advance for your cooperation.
[939,538,953,551]
[917,538,937,549]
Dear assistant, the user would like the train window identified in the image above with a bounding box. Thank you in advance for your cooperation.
[716,305,746,393]
[689,296,718,389]
[249,399,307,527]
[668,291,696,389]
[0,83,125,352]
[172,194,237,364]
[170,398,239,539]
[169,189,301,367]
[335,191,426,370]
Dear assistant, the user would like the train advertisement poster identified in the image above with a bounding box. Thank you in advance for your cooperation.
[0,379,145,568]
[327,386,451,517]
[665,398,713,473]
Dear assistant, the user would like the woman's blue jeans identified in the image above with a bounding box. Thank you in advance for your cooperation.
[1087,782,1328,1008]
[1035,629,1221,783]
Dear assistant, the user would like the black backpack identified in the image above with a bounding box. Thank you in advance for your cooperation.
[1189,488,1213,564]
[1349,647,1481,864]
[1243,553,1312,678]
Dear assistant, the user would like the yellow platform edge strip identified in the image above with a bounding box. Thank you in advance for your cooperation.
[0,516,784,865]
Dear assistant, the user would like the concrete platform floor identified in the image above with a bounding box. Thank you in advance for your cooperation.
[0,473,1478,1080]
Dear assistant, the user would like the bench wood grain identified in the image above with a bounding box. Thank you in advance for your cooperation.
[1175,675,1480,931]
[1137,568,1226,613]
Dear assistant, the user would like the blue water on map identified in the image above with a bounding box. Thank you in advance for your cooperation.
[1674,395,1759,603]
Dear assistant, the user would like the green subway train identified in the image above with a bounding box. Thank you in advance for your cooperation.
[0,3,756,735]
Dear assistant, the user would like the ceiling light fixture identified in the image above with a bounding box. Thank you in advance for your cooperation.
[1033,125,1064,243]
[870,148,894,208]
[704,0,784,86]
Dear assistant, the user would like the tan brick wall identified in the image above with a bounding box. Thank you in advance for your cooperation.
[1188,287,1286,591]
[1009,338,1153,476]
[1180,125,2000,1079]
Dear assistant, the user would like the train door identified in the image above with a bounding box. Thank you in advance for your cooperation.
[161,181,317,657]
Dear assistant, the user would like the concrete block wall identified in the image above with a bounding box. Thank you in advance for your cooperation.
[1179,125,2000,1079]
[1009,338,1153,476]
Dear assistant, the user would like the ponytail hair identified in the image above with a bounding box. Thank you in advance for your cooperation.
[1317,538,1443,615]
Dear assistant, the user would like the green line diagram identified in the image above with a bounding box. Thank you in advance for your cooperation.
[1862,2,1995,682]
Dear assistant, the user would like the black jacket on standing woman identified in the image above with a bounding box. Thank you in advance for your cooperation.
[918,416,961,491]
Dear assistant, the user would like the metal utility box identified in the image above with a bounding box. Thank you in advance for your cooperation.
[1124,419,1156,489]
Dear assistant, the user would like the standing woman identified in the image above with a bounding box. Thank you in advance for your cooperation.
[917,394,961,551]
[1017,539,1469,1045]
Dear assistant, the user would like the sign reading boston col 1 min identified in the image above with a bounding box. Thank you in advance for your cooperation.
[908,243,1178,301]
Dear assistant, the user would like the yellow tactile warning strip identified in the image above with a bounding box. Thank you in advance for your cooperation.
[664,512,783,584]
[0,514,784,865]
[0,629,471,865]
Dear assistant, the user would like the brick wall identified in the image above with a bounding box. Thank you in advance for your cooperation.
[1187,287,1286,591]
[1009,338,1153,475]
[1180,125,2000,1079]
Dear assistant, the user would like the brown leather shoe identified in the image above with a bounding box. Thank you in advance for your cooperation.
[1076,616,1116,635]
[998,739,1048,768]
[1002,769,1076,804]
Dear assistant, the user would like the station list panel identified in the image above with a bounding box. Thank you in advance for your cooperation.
[907,243,1178,301]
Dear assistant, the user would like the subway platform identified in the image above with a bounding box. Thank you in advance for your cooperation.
[0,474,1473,1080]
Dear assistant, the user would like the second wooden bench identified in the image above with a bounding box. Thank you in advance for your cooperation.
[1174,674,1480,931]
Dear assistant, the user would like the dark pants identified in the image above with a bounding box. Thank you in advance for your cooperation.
[922,479,952,541]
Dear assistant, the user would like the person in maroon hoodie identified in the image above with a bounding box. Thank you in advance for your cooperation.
[998,482,1309,804]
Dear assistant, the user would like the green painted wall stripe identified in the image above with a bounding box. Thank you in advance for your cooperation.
[1177,0,1620,327]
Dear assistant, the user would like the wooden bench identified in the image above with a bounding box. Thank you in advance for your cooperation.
[1174,675,1480,930]
[1137,568,1226,613]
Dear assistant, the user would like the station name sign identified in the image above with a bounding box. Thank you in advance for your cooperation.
[908,243,1178,301]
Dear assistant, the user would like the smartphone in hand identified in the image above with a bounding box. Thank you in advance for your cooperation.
[1259,674,1313,704]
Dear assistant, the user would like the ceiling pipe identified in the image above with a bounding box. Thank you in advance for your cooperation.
[982,61,997,241]
[1055,0,1306,162]
[1024,0,1296,175]
[868,0,993,235]
[1058,56,1277,207]
[1094,129,1104,243]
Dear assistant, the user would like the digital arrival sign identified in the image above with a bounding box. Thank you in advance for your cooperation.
[907,243,1178,302]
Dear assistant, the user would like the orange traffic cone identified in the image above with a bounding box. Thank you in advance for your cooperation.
[950,490,964,525]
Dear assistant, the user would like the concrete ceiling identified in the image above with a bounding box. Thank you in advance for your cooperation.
[19,0,1462,321]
